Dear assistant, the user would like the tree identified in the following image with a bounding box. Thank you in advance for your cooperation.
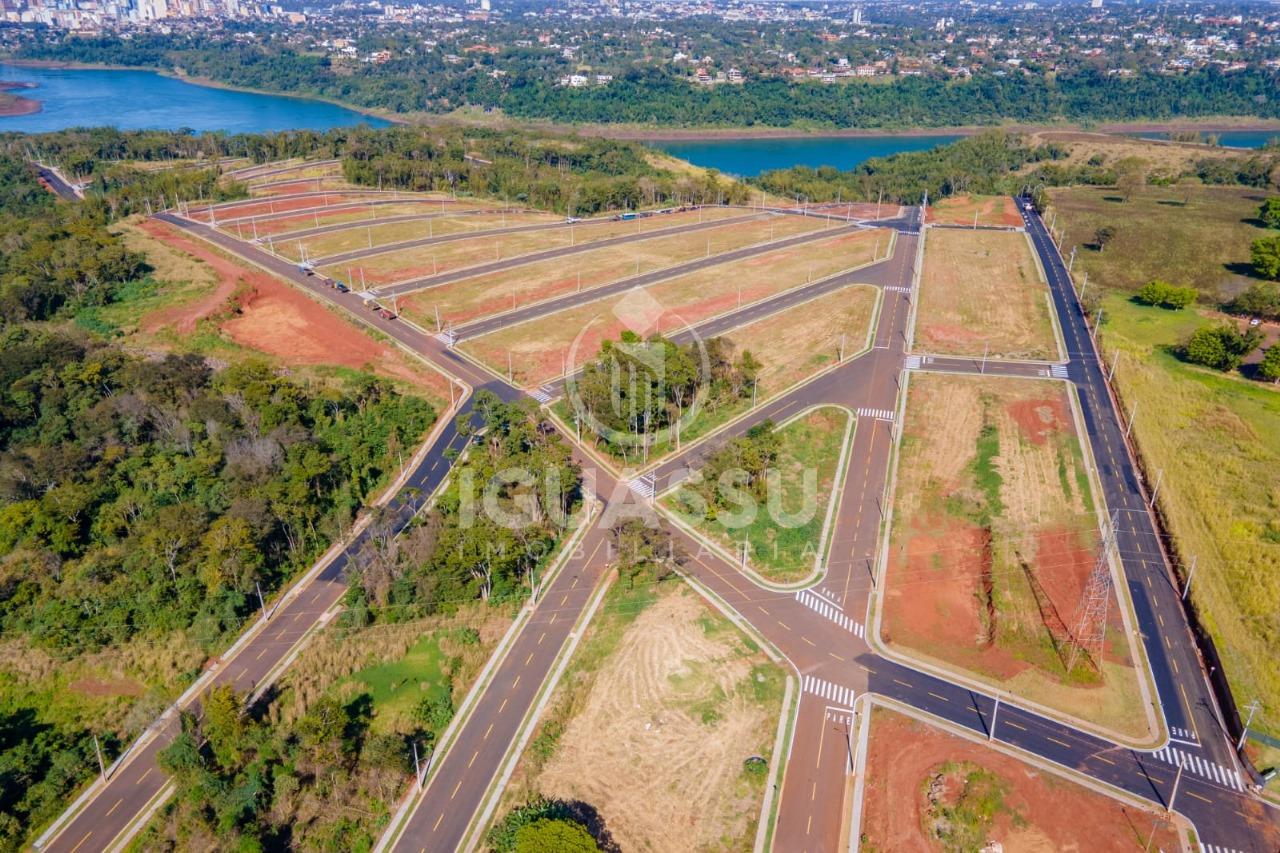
[1260,197,1280,229]
[1135,280,1197,309]
[1094,226,1116,252]
[1114,156,1148,201]
[1184,323,1263,371]
[514,818,599,853]
[1225,282,1280,321]
[1253,235,1280,280]
[1259,346,1280,383]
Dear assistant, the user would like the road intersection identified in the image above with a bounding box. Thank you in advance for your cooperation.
[34,192,1280,852]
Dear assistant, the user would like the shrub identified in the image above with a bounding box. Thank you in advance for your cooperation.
[1260,197,1280,229]
[1183,323,1264,371]
[1135,280,1197,309]
[1226,282,1280,322]
[1253,234,1280,280]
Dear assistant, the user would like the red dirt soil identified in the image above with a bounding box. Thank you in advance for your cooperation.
[1005,396,1071,446]
[861,709,1183,852]
[222,276,449,398]
[808,202,902,219]
[140,219,269,334]
[204,193,374,221]
[883,516,1027,681]
[926,194,1023,228]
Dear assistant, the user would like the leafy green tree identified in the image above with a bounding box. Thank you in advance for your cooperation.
[1258,346,1280,383]
[514,818,600,853]
[1225,282,1280,321]
[1094,226,1117,252]
[1184,324,1264,371]
[1135,280,1197,309]
[1252,235,1280,280]
[1260,197,1280,229]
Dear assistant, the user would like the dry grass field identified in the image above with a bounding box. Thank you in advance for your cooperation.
[400,214,828,328]
[926,193,1022,228]
[495,582,784,852]
[859,708,1184,853]
[882,373,1149,739]
[915,228,1060,361]
[1024,130,1261,181]
[723,285,879,393]
[319,207,746,288]
[275,210,560,262]
[461,228,887,387]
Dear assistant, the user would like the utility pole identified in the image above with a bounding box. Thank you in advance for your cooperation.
[1167,762,1184,812]
[1181,555,1197,602]
[981,341,989,374]
[988,695,1000,742]
[1125,401,1138,439]
[1238,699,1262,751]
[1149,468,1163,508]
[1079,272,1089,299]
[1108,350,1121,382]
[1068,245,1077,272]
[255,581,268,623]
[93,734,107,782]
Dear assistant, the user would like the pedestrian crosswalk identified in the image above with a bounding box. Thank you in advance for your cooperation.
[435,331,456,346]
[1202,843,1247,853]
[795,589,865,638]
[1050,364,1069,378]
[529,386,554,404]
[856,407,895,422]
[1150,745,1244,791]
[884,285,911,294]
[626,474,655,499]
[904,355,922,370]
[803,675,856,709]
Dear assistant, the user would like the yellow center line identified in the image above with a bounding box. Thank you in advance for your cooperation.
[499,698,509,714]
[524,653,534,666]
[468,750,479,768]
[778,621,791,631]
[1091,754,1116,765]
[105,797,123,816]
[893,678,912,688]
[69,831,93,853]
[451,779,463,799]
[806,814,813,834]
[802,636,816,647]
[537,632,546,645]
[1186,790,1212,804]
[512,676,521,689]
[256,648,268,660]
[1047,736,1071,748]
[928,692,949,703]
[1006,721,1027,731]
[858,663,877,675]
[828,652,844,661]
[433,813,444,832]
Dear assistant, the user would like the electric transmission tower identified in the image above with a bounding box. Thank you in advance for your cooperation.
[1066,512,1118,673]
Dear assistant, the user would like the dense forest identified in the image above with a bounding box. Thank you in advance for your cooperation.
[16,35,1280,129]
[0,143,438,848]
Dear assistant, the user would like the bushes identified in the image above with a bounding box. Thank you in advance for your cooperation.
[1135,280,1198,309]
[1182,323,1263,371]
[488,799,599,853]
[1260,197,1280,230]
[1252,234,1280,280]
[1225,282,1280,322]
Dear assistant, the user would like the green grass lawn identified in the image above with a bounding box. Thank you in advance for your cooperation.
[340,632,452,734]
[1098,291,1280,738]
[1046,185,1273,301]
[663,406,851,582]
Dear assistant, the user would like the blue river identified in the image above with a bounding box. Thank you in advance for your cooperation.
[0,63,389,133]
[652,134,964,177]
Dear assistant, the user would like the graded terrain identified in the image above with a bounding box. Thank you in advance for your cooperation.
[915,228,1060,361]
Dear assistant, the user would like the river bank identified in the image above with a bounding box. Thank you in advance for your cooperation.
[0,80,40,116]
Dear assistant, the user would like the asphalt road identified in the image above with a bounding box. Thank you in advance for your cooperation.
[38,197,1278,852]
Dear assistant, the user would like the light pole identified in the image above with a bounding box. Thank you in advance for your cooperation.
[1238,699,1261,751]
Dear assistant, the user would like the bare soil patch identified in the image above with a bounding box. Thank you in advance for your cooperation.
[860,708,1182,852]
[926,194,1022,228]
[883,373,1149,738]
[916,228,1059,361]
[221,276,449,399]
[139,219,266,333]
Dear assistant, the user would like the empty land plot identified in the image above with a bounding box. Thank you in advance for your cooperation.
[882,372,1149,739]
[400,214,829,328]
[461,227,887,387]
[859,708,1184,853]
[250,177,353,197]
[723,284,878,394]
[245,161,342,185]
[319,207,748,288]
[205,192,388,222]
[664,407,852,582]
[277,210,561,262]
[226,200,480,238]
[493,582,784,853]
[927,193,1023,228]
[916,228,1059,360]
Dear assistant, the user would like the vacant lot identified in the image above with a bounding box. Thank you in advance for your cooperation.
[882,373,1149,739]
[665,407,852,582]
[105,220,449,407]
[1046,184,1273,302]
[462,228,887,387]
[724,285,879,394]
[278,210,560,261]
[224,199,480,239]
[1025,130,1262,182]
[206,192,385,222]
[320,207,746,288]
[916,228,1059,361]
[859,708,1184,853]
[927,194,1022,228]
[1095,292,1280,738]
[496,582,784,852]
[401,214,828,328]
